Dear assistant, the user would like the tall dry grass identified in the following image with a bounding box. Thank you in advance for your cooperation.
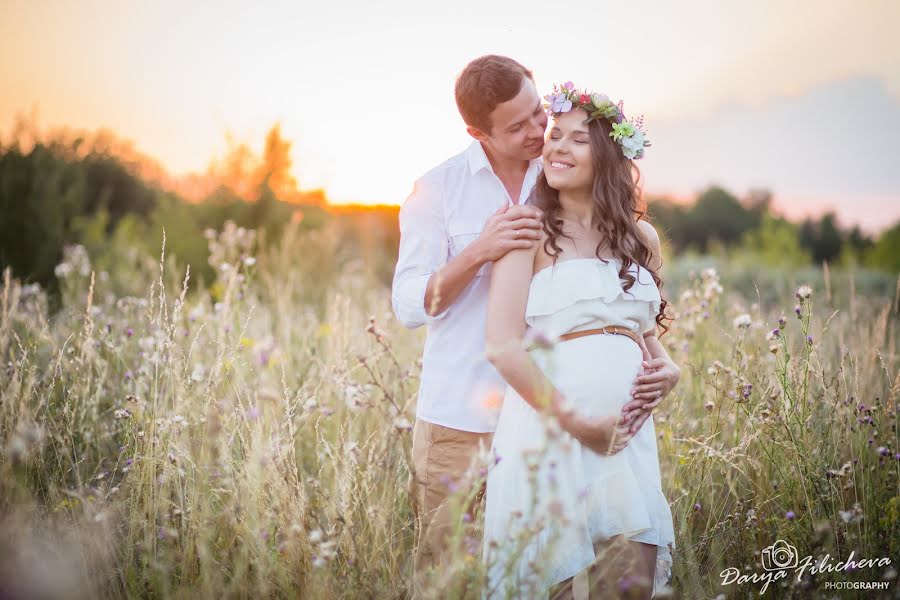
[0,220,897,599]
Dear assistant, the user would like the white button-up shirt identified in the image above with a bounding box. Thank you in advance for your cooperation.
[392,140,543,432]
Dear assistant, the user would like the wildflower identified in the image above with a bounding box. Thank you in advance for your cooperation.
[766,328,780,340]
[795,284,812,301]
[343,384,366,411]
[694,503,701,511]
[524,327,556,350]
[786,510,796,520]
[794,305,802,318]
[704,400,715,412]
[126,327,134,337]
[806,335,814,345]
[54,262,73,278]
[778,315,787,329]
[733,314,752,329]
[393,416,413,432]
[243,256,256,267]
[877,446,889,457]
[308,528,323,543]
[311,555,327,568]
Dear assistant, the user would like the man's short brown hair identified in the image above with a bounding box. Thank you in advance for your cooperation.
[454,55,534,134]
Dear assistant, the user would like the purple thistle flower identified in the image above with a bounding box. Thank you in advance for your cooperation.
[126,327,134,337]
[806,335,814,345]
[786,510,795,520]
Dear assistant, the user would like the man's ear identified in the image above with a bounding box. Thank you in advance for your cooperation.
[466,124,489,142]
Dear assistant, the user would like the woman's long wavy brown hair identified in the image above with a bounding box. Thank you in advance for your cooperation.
[528,110,673,336]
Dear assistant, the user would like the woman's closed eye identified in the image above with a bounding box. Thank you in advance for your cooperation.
[549,134,587,144]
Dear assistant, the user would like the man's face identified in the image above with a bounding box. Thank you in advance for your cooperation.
[468,77,548,162]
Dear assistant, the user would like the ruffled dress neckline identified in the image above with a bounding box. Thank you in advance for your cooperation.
[525,257,662,328]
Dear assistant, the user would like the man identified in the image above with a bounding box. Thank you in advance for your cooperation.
[392,55,678,594]
[392,55,546,595]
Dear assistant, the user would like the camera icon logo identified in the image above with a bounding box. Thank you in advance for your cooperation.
[761,539,799,571]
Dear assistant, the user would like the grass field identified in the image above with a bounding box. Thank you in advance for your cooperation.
[1,219,898,599]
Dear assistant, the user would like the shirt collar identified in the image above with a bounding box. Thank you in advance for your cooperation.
[466,141,544,200]
[466,140,492,175]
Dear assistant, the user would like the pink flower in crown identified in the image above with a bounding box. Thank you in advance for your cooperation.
[562,81,574,91]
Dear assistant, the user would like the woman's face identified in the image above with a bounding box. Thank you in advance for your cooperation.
[542,108,595,193]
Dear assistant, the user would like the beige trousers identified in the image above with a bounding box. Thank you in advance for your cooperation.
[407,418,493,597]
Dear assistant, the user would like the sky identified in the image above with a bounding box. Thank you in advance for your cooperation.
[2,0,899,234]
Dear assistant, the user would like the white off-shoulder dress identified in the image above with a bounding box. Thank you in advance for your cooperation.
[482,257,675,599]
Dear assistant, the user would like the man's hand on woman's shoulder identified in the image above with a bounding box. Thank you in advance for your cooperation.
[469,204,543,264]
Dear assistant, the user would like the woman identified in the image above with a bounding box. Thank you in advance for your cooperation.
[482,83,677,599]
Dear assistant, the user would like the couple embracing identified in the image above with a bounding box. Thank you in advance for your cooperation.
[391,55,680,599]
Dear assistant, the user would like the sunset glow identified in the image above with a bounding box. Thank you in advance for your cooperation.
[2,0,899,232]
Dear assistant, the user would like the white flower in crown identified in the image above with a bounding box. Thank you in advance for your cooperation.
[620,128,646,160]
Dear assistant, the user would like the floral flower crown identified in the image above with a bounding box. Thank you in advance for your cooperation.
[543,81,651,160]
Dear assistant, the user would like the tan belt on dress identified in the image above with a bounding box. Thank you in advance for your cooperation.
[557,324,643,348]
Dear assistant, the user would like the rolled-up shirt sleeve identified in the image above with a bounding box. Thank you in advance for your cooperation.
[391,175,452,329]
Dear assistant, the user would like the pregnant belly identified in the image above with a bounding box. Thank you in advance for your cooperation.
[529,333,644,418]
